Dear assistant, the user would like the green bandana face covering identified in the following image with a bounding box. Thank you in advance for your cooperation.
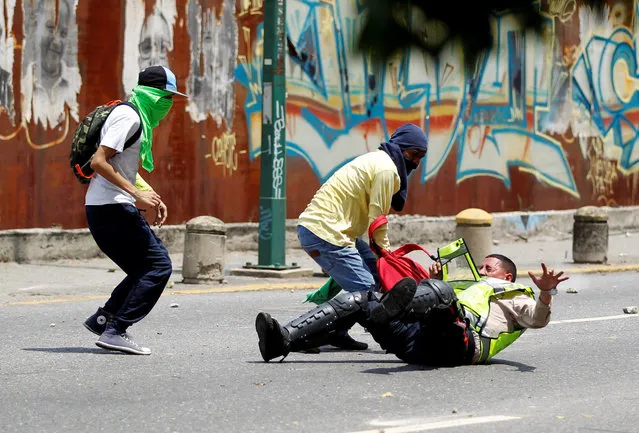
[128,85,173,172]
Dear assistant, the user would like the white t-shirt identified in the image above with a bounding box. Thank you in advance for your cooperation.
[85,104,143,206]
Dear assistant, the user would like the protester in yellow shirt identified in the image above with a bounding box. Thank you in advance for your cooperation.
[296,123,428,350]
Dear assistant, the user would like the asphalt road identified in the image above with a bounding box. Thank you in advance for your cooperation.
[2,272,639,433]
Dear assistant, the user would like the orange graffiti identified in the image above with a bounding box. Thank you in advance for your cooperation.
[205,131,242,176]
[466,125,491,159]
[597,195,618,206]
[562,45,579,67]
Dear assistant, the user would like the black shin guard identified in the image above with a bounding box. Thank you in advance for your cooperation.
[284,291,368,352]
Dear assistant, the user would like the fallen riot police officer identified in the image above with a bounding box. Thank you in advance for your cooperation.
[255,255,569,366]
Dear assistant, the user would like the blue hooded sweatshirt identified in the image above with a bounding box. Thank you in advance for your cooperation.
[378,123,429,212]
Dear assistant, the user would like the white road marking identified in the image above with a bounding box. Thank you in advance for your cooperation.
[344,415,520,433]
[549,314,639,324]
[17,284,65,292]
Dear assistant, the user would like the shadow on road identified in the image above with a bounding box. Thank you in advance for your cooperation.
[486,358,537,372]
[261,358,538,374]
[362,359,537,374]
[362,364,438,374]
[247,359,410,366]
[22,347,124,355]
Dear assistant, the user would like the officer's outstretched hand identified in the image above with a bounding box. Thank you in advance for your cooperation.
[528,263,569,292]
[428,260,443,280]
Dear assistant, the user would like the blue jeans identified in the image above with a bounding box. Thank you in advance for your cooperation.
[297,225,378,292]
[86,204,172,333]
[355,237,380,287]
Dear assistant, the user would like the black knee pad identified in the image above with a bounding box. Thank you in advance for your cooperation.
[417,279,455,306]
[401,279,457,320]
[327,291,367,318]
[287,303,337,333]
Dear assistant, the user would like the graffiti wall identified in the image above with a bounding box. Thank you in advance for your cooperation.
[0,0,637,230]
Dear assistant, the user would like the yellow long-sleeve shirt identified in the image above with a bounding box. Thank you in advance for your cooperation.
[298,150,400,250]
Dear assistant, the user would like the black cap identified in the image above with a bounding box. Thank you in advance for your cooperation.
[137,65,187,97]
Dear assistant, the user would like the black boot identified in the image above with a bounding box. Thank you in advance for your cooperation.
[255,312,288,362]
[369,277,419,324]
[326,329,368,351]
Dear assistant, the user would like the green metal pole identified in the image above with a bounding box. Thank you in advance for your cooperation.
[254,0,291,269]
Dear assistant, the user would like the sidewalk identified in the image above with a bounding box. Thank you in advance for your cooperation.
[1,231,638,306]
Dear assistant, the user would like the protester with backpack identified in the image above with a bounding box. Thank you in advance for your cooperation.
[296,123,428,350]
[80,65,187,355]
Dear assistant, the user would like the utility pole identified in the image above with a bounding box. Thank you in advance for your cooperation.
[244,0,298,271]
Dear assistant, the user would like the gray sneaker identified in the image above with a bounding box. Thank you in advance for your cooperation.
[83,307,112,335]
[96,331,151,355]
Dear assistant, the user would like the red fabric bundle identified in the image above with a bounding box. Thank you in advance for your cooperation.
[368,215,432,292]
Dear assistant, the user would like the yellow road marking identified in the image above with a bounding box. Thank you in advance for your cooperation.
[167,282,318,295]
[1,282,319,306]
[3,295,109,306]
[2,264,638,307]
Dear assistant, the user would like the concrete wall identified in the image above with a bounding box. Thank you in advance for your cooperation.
[2,206,638,263]
[0,0,637,232]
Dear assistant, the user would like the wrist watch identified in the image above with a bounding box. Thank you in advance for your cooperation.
[543,287,558,295]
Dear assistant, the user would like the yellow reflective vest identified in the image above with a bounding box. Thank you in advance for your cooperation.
[456,277,536,363]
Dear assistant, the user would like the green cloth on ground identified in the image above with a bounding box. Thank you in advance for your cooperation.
[304,277,343,304]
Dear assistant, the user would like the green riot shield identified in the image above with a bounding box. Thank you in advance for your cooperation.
[437,238,481,294]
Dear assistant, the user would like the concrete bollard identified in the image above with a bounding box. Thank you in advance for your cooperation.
[455,208,493,265]
[182,216,226,284]
[573,206,608,263]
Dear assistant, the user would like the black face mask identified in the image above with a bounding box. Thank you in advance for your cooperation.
[405,158,419,175]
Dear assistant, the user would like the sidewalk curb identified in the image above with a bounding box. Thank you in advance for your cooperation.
[2,206,639,263]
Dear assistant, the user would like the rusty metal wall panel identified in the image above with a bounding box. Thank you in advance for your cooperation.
[0,0,637,231]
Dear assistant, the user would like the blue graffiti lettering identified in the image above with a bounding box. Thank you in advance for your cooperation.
[572,26,639,172]
[236,2,578,197]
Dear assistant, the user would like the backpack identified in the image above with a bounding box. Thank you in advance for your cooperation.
[70,100,142,184]
[368,215,433,292]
